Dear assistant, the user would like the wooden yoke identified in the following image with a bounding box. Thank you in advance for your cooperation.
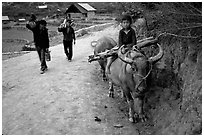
[88,47,118,63]
[88,36,155,63]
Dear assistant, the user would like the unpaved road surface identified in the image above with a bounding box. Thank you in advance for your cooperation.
[2,26,152,135]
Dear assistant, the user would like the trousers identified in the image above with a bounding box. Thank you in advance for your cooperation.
[63,40,73,60]
[36,46,47,71]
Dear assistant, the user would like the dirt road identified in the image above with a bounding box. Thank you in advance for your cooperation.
[2,26,151,135]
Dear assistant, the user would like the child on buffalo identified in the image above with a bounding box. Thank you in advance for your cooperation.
[106,14,136,74]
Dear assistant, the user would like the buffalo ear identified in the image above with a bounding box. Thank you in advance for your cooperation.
[126,63,133,73]
[148,44,163,64]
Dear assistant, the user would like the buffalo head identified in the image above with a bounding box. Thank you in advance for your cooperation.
[117,42,163,96]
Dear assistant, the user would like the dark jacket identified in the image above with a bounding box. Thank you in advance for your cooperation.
[118,27,136,48]
[58,26,75,42]
[26,21,49,49]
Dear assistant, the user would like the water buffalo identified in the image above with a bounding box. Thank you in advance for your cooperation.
[91,36,117,81]
[90,37,163,122]
[90,36,163,123]
[107,38,163,123]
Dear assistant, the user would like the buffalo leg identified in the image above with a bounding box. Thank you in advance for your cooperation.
[127,99,135,123]
[108,81,114,98]
[102,69,108,81]
[123,87,135,123]
[100,66,107,81]
[133,97,147,122]
[120,89,126,101]
[99,61,107,81]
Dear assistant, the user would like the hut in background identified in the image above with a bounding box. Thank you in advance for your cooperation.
[66,3,96,20]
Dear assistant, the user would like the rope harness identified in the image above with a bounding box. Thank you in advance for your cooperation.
[118,47,153,96]
[134,62,152,92]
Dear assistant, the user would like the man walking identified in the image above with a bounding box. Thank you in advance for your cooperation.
[58,18,76,61]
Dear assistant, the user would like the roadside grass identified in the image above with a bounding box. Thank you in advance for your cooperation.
[2,28,33,42]
[2,41,27,53]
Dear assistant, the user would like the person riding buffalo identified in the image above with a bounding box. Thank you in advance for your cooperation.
[106,14,136,74]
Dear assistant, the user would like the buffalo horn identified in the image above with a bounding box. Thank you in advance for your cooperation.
[148,43,164,63]
[118,46,133,64]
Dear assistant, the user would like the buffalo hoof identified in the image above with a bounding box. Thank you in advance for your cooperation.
[129,117,135,123]
[137,113,147,122]
[121,92,126,101]
[103,77,108,81]
[108,92,114,98]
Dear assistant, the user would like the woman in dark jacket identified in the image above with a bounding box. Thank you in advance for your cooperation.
[26,17,50,74]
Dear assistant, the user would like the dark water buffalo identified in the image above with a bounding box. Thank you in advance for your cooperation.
[107,38,163,123]
[91,36,117,80]
[92,37,163,123]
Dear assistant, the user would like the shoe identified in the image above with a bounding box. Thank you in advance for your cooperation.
[68,59,71,62]
[40,70,45,74]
